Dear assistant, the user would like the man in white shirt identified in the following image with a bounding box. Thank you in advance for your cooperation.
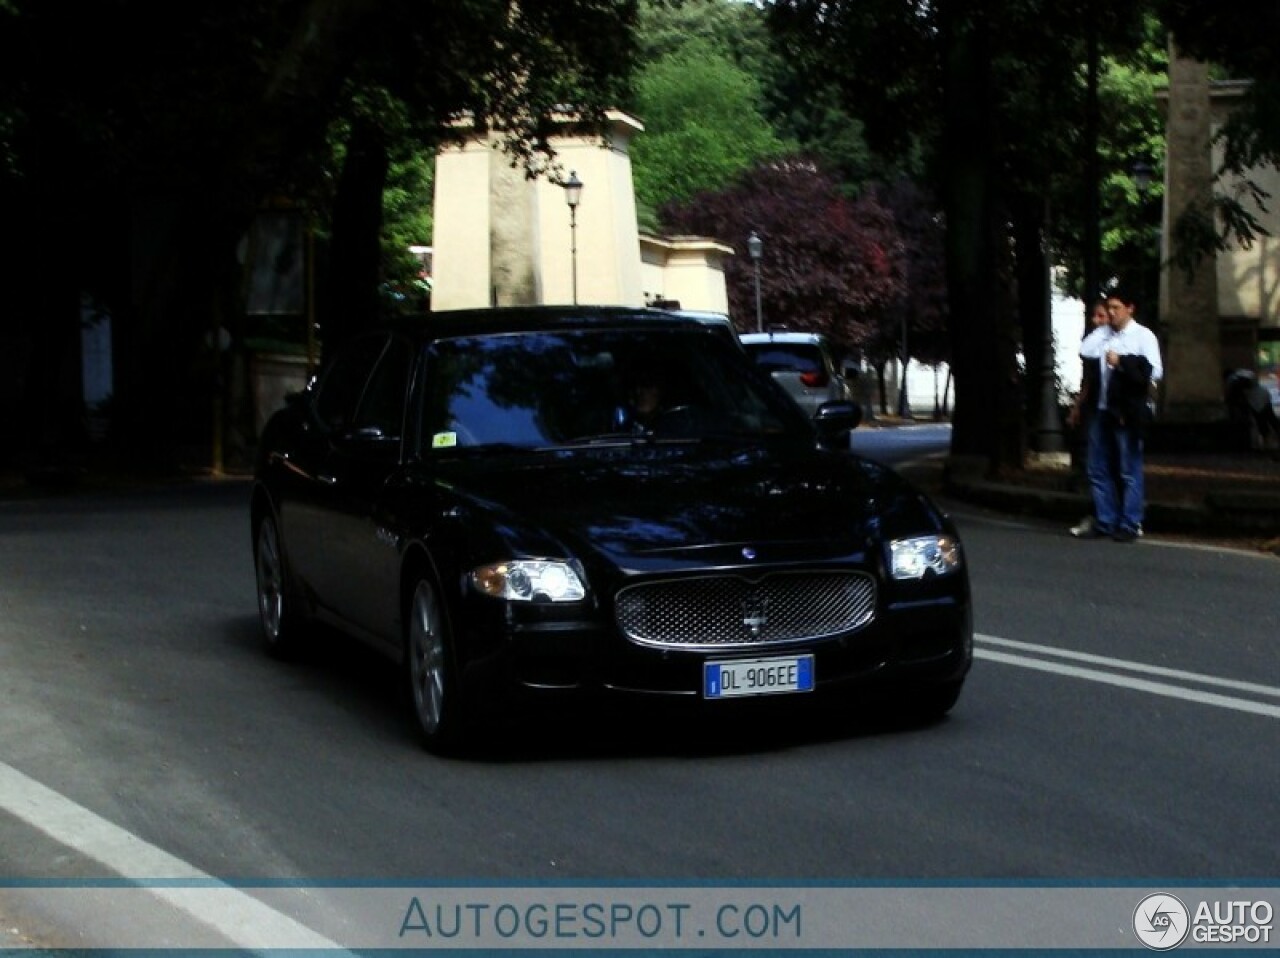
[1077,287,1163,542]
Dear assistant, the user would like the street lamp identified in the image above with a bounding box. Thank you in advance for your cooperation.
[1034,196,1065,452]
[563,170,583,305]
[897,310,910,418]
[747,230,763,332]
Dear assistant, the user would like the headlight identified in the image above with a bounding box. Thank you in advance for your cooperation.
[888,535,962,580]
[470,559,587,602]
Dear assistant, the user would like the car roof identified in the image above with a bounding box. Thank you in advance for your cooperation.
[739,330,825,345]
[383,306,710,342]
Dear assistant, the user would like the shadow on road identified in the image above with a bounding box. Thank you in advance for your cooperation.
[226,616,955,765]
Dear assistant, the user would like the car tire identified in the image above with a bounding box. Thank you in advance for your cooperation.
[254,513,303,659]
[899,680,964,724]
[404,577,468,754]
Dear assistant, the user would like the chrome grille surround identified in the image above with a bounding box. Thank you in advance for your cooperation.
[615,571,877,651]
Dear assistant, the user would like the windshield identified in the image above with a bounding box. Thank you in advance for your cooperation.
[421,327,809,451]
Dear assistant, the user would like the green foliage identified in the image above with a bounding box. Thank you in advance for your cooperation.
[630,40,785,216]
[633,0,886,199]
[1049,17,1168,301]
[635,0,771,64]
[381,153,434,296]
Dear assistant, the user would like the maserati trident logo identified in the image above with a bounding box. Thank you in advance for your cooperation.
[741,595,769,635]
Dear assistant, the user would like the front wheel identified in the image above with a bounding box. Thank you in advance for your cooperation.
[254,514,302,658]
[405,578,468,754]
[897,680,964,725]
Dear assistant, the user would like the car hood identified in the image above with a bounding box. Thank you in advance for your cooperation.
[423,443,945,571]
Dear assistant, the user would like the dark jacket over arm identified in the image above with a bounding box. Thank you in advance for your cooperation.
[1106,354,1154,435]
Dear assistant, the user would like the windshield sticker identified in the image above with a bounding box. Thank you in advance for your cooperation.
[432,432,458,448]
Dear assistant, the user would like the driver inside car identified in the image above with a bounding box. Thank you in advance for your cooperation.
[613,360,675,433]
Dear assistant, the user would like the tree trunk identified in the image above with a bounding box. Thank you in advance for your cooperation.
[938,6,1021,472]
[12,204,85,475]
[1082,14,1101,335]
[324,118,391,357]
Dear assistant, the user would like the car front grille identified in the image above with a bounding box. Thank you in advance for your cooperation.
[615,571,876,651]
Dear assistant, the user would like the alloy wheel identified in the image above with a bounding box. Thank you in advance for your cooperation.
[255,518,285,642]
[408,580,448,737]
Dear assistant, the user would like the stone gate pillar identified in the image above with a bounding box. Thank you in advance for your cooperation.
[1160,43,1223,420]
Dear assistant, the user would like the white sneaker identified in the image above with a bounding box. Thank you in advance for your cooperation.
[1069,516,1095,537]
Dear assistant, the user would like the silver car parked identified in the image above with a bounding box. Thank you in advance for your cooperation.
[740,330,856,418]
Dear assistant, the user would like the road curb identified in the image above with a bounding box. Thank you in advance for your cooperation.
[941,477,1280,539]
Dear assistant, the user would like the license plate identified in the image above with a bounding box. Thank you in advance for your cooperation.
[703,655,814,699]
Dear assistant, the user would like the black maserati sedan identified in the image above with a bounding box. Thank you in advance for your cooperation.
[251,307,971,752]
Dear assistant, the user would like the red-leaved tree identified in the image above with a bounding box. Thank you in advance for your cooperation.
[660,158,904,355]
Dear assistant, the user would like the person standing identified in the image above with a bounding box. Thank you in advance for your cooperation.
[1067,299,1112,537]
[1078,287,1163,542]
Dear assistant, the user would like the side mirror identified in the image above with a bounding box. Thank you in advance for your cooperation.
[334,425,401,458]
[813,400,862,449]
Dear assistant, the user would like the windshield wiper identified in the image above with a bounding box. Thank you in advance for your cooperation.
[561,432,647,446]
[432,442,535,457]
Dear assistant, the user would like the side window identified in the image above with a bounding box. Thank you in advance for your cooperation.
[312,335,387,433]
[352,338,411,438]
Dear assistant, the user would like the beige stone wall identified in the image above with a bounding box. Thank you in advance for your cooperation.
[640,235,734,315]
[1211,84,1280,328]
[1161,48,1223,418]
[432,113,651,311]
[431,138,495,310]
[430,111,728,315]
[531,118,646,306]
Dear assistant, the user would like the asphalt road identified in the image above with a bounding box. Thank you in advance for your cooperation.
[850,420,953,468]
[0,444,1276,946]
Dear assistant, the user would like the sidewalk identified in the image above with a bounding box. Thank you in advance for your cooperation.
[914,448,1280,554]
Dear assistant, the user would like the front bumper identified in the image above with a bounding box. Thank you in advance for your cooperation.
[454,585,972,709]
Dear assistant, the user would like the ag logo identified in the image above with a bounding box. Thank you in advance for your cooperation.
[1134,893,1190,950]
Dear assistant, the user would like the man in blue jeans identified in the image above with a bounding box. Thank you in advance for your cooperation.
[1078,287,1163,542]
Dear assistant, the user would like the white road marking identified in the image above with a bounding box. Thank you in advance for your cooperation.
[977,634,1280,698]
[975,634,1280,720]
[0,761,345,952]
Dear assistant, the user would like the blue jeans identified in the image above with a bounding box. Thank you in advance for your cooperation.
[1086,411,1145,533]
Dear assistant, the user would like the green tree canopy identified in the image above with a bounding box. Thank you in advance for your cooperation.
[633,0,886,196]
[629,40,784,225]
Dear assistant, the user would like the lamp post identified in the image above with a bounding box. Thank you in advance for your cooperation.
[747,231,763,332]
[563,170,583,305]
[897,311,909,418]
[1034,196,1065,452]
